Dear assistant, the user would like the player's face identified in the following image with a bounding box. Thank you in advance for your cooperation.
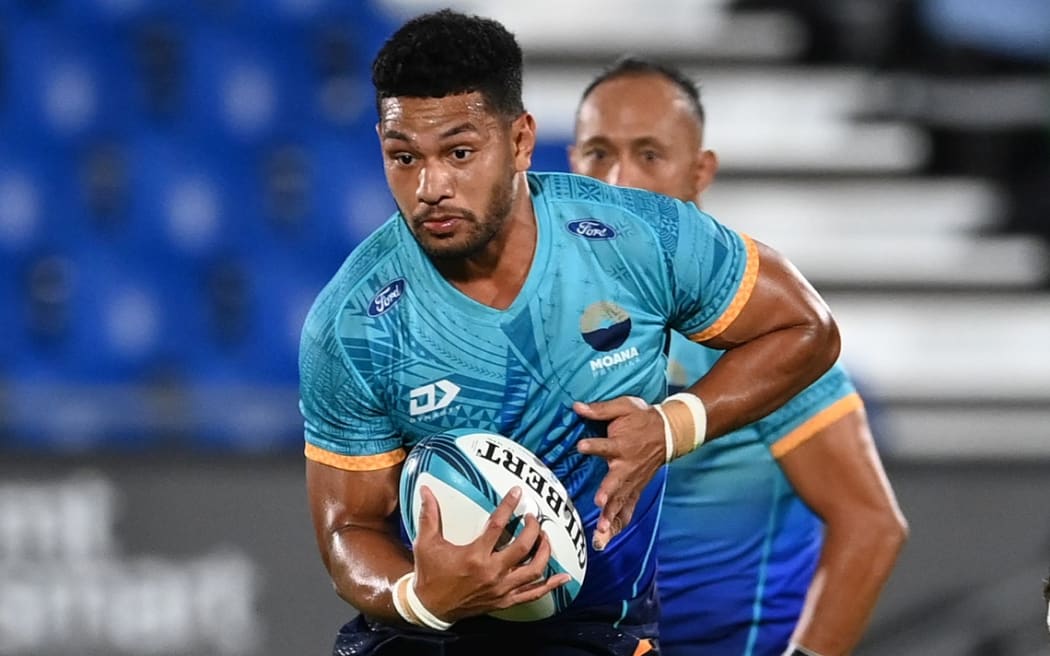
[378,92,534,260]
[570,74,716,204]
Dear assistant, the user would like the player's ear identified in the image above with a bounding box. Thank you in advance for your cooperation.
[695,149,719,196]
[511,112,537,172]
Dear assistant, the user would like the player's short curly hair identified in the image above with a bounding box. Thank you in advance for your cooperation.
[580,56,705,125]
[371,9,525,120]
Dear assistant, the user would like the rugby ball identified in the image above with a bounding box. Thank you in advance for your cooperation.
[399,429,587,621]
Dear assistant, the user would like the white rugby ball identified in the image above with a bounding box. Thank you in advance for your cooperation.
[399,429,587,621]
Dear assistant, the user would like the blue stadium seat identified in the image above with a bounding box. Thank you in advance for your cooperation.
[239,0,336,24]
[179,249,323,451]
[307,133,397,261]
[122,131,242,263]
[3,22,129,145]
[0,3,399,453]
[181,25,311,144]
[0,259,18,376]
[0,153,50,259]
[177,249,323,383]
[63,254,177,383]
[53,0,179,24]
[2,378,163,452]
[8,252,81,383]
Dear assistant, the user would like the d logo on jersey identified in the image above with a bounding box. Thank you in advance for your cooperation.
[409,379,461,417]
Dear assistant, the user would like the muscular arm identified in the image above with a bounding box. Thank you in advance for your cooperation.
[779,406,908,655]
[695,241,841,439]
[577,241,842,549]
[306,459,411,622]
[306,457,562,624]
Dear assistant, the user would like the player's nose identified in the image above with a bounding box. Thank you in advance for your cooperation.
[416,163,453,204]
[605,160,636,189]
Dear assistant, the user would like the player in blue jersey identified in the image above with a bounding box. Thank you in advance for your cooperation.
[570,57,908,656]
[300,11,843,656]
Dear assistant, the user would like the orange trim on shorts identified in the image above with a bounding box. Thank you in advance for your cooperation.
[304,443,406,471]
[770,392,864,459]
[688,234,759,343]
[633,638,655,656]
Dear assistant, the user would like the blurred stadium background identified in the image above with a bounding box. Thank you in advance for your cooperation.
[0,0,1047,654]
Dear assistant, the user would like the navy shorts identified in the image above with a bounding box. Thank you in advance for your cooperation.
[334,576,660,655]
[332,614,659,656]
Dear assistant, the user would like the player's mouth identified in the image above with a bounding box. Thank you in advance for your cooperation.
[420,215,463,235]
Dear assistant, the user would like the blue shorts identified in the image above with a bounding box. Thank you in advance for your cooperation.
[333,585,660,656]
[332,615,659,656]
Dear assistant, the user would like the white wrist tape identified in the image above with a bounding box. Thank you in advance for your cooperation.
[651,403,677,464]
[656,392,708,462]
[391,572,417,625]
[404,573,453,631]
[665,392,707,448]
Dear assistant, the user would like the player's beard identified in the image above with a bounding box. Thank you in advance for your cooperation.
[408,167,516,261]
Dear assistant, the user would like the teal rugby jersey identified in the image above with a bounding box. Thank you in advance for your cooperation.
[660,331,862,655]
[299,172,757,622]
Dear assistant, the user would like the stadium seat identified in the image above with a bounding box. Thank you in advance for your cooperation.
[0,155,49,259]
[3,21,129,145]
[64,254,177,382]
[180,25,311,144]
[307,133,397,259]
[122,131,241,263]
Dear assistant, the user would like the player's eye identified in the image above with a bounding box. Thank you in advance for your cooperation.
[451,148,473,161]
[585,149,607,161]
[392,153,415,166]
[641,150,662,162]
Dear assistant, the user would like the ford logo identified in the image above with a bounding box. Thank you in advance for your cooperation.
[368,279,406,317]
[566,219,616,240]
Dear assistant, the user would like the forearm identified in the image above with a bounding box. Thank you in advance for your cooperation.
[326,525,415,622]
[689,322,839,439]
[792,515,907,655]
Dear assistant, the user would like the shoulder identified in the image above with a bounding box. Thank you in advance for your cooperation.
[531,171,683,225]
[530,171,692,259]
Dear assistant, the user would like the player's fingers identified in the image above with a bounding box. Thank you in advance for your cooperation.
[592,512,627,552]
[502,573,572,608]
[479,486,522,551]
[416,485,445,543]
[576,437,617,459]
[501,512,541,565]
[591,467,624,513]
[593,509,623,552]
[592,524,611,552]
[505,532,552,588]
[616,500,636,532]
[573,396,647,421]
[592,484,630,550]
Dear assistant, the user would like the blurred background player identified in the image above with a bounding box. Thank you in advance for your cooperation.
[301,11,844,656]
[570,57,908,656]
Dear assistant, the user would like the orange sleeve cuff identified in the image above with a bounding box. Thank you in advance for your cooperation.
[770,392,864,459]
[304,443,407,471]
[688,234,759,343]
